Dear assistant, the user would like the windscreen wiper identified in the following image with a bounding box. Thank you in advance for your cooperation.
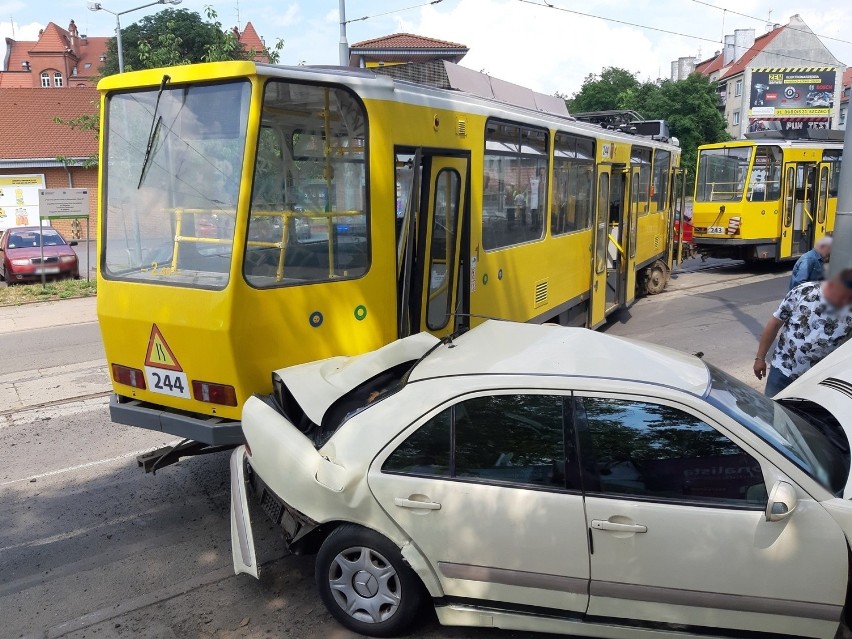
[137,74,171,189]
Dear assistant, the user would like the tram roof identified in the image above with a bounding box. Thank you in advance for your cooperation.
[98,60,681,152]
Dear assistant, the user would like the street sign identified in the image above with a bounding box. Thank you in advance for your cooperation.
[38,188,90,219]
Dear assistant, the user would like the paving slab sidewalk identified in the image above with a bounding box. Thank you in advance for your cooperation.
[0,296,97,336]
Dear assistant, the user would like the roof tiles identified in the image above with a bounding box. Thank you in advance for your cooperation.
[0,88,99,160]
[351,33,468,51]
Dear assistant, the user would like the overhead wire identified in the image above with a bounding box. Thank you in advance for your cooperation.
[344,0,444,25]
[515,0,849,68]
[689,0,852,46]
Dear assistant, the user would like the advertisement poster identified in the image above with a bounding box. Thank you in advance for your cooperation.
[749,67,837,117]
[0,174,47,232]
[747,117,831,133]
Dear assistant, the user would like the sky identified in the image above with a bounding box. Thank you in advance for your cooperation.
[1,0,851,96]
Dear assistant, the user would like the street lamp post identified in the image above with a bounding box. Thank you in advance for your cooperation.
[87,0,183,72]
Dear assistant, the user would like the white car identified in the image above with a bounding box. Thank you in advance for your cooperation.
[230,321,852,638]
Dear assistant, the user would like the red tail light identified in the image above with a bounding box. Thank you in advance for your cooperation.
[111,364,146,389]
[192,380,238,406]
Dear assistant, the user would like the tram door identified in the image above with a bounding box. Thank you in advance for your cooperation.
[589,168,611,327]
[624,166,641,306]
[790,163,818,257]
[396,149,469,338]
[604,165,628,314]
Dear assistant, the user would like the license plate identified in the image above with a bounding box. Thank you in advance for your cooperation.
[144,367,190,399]
[708,226,726,235]
[34,266,60,274]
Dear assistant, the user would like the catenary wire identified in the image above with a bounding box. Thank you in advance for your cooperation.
[516,0,849,68]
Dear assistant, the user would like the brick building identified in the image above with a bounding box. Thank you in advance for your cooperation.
[1,20,108,88]
[0,88,99,238]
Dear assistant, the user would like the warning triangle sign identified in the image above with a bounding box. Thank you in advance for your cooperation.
[145,324,183,371]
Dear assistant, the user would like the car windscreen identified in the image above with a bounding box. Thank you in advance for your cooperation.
[8,230,67,248]
[705,364,850,496]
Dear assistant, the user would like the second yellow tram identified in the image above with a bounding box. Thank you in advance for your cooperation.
[96,61,683,451]
[692,139,842,261]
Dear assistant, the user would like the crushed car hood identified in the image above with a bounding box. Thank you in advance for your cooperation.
[273,332,440,426]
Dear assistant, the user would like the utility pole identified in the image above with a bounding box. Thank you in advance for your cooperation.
[338,0,349,67]
[832,120,852,272]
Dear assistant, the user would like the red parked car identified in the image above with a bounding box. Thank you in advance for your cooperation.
[0,226,80,283]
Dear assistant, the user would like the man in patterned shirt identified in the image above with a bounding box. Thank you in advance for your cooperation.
[754,268,852,396]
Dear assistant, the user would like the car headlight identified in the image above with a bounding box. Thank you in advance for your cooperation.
[60,255,77,264]
[10,258,31,266]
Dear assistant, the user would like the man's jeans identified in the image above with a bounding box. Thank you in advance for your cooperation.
[765,367,794,397]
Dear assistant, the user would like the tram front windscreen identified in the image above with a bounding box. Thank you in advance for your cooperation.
[102,80,251,289]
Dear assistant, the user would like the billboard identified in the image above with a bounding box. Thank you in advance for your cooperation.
[749,67,837,117]
[0,174,47,232]
[747,117,831,133]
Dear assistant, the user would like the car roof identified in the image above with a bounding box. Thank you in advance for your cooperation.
[7,226,62,233]
[407,321,710,395]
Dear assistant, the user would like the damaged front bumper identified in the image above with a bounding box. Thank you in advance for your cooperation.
[230,446,259,579]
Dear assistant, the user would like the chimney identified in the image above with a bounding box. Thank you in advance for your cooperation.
[722,34,735,66]
[733,28,755,63]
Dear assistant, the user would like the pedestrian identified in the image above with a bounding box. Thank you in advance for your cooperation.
[789,236,832,290]
[754,268,852,396]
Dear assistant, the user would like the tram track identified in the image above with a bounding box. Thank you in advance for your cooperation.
[0,390,111,420]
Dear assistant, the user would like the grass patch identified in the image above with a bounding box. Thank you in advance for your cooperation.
[0,278,96,306]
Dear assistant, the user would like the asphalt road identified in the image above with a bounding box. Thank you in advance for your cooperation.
[0,263,793,639]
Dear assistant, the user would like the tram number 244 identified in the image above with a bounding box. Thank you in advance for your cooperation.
[144,366,191,399]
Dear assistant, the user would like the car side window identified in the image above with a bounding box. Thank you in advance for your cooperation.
[455,395,566,488]
[578,398,766,507]
[382,408,451,477]
[383,394,574,491]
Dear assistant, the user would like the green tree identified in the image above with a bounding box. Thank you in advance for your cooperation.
[639,74,730,177]
[567,67,641,113]
[100,7,283,75]
[565,67,729,178]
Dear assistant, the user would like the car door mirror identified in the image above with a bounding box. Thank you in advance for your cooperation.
[69,241,78,247]
[765,480,797,522]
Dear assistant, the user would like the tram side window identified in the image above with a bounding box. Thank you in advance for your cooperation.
[631,147,651,214]
[824,150,842,198]
[747,146,782,202]
[651,150,670,211]
[695,147,752,202]
[552,133,595,236]
[482,121,548,250]
[244,82,368,288]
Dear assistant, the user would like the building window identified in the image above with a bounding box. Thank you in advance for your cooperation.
[733,111,741,126]
[54,71,64,87]
[40,71,50,88]
[735,79,743,97]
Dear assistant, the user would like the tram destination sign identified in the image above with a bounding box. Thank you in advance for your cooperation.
[38,188,90,220]
[749,67,837,117]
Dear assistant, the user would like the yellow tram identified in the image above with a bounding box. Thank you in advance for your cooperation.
[96,61,682,451]
[692,138,842,261]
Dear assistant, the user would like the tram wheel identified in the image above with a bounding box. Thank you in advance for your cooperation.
[644,261,669,296]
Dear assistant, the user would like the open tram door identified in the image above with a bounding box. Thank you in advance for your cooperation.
[397,148,469,338]
[589,164,627,327]
[782,162,819,259]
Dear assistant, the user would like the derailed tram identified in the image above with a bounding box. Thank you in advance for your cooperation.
[96,61,684,456]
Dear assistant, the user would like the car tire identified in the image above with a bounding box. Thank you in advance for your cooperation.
[315,524,424,637]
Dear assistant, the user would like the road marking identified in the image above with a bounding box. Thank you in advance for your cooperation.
[0,443,179,487]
